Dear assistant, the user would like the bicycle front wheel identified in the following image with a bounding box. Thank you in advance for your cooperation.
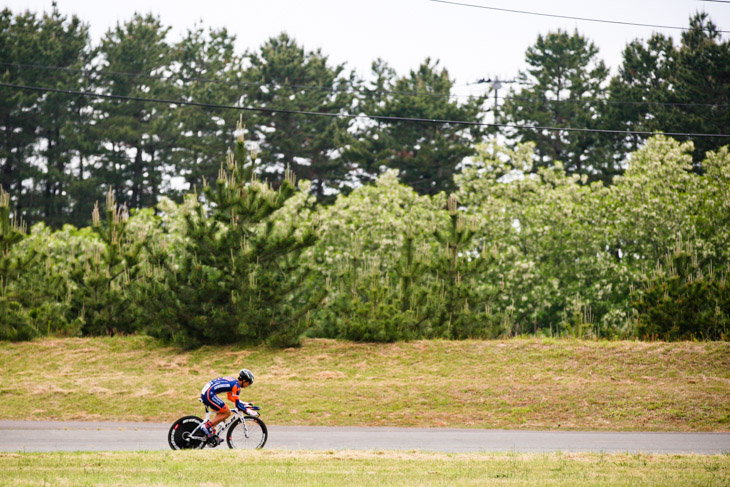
[226,416,267,449]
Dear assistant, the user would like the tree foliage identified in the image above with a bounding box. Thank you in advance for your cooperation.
[346,58,486,195]
[1,135,729,344]
[94,13,177,210]
[172,25,243,194]
[141,121,321,348]
[66,189,145,335]
[632,240,729,340]
[605,13,730,171]
[309,170,444,340]
[0,186,37,339]
[0,6,91,226]
[500,30,612,182]
[2,7,727,223]
[1,6,729,344]
[241,33,355,200]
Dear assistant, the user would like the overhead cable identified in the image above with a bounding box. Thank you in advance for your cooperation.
[2,61,727,110]
[471,79,727,109]
[496,92,727,109]
[0,61,473,101]
[2,82,729,138]
[428,0,730,33]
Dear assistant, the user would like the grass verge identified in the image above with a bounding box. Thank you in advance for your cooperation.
[0,336,728,430]
[1,450,728,487]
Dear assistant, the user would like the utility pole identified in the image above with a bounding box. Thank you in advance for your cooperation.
[475,76,516,124]
[491,77,502,123]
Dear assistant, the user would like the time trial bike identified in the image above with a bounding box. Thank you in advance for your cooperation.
[168,398,268,450]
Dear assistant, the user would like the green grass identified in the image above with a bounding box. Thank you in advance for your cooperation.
[1,450,728,487]
[0,336,728,431]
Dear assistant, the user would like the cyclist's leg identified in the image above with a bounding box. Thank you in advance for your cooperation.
[201,392,231,428]
[211,406,231,427]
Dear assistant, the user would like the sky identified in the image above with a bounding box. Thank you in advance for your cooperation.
[3,0,729,98]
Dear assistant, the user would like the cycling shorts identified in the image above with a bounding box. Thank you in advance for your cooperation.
[201,388,230,413]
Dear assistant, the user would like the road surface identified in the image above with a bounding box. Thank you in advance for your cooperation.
[1,421,728,454]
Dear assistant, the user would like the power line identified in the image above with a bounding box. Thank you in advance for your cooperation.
[699,0,730,3]
[3,61,727,111]
[0,61,479,102]
[469,79,728,109]
[2,81,729,138]
[470,78,530,86]
[497,92,727,109]
[428,0,730,33]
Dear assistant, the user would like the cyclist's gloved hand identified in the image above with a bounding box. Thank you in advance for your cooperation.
[236,400,258,416]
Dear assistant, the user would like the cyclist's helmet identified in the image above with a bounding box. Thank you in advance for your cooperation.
[238,368,255,384]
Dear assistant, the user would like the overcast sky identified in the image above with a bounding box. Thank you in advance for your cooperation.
[3,0,729,96]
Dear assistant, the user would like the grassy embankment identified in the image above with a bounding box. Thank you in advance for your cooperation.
[1,450,728,487]
[0,336,728,431]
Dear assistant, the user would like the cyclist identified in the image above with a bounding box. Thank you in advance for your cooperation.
[200,369,255,445]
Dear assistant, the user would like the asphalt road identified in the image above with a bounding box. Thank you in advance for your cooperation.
[1,421,729,454]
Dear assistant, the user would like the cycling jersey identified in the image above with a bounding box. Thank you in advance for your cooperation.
[201,377,245,412]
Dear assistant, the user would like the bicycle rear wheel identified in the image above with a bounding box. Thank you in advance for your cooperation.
[168,415,206,450]
[226,416,267,449]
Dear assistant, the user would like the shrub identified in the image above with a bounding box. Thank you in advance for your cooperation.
[0,187,38,340]
[632,241,730,340]
[140,122,321,348]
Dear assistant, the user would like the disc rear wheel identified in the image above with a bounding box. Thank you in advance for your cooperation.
[168,416,206,450]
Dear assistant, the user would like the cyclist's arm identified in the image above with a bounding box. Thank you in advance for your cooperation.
[227,385,247,410]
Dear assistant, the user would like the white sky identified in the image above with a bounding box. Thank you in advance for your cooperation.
[3,0,729,97]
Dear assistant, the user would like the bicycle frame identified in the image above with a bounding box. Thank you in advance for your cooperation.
[187,399,258,443]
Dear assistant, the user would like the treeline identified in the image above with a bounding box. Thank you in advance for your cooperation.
[2,134,729,345]
[2,7,729,228]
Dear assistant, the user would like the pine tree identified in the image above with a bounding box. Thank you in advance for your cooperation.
[1,9,45,219]
[35,6,91,227]
[172,26,243,194]
[631,240,729,340]
[0,186,37,339]
[500,30,612,182]
[66,188,145,335]
[346,59,486,195]
[323,234,431,342]
[602,34,675,166]
[241,33,355,201]
[142,120,321,348]
[93,13,177,209]
[604,13,730,172]
[426,194,498,338]
[667,13,730,170]
[0,6,93,227]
